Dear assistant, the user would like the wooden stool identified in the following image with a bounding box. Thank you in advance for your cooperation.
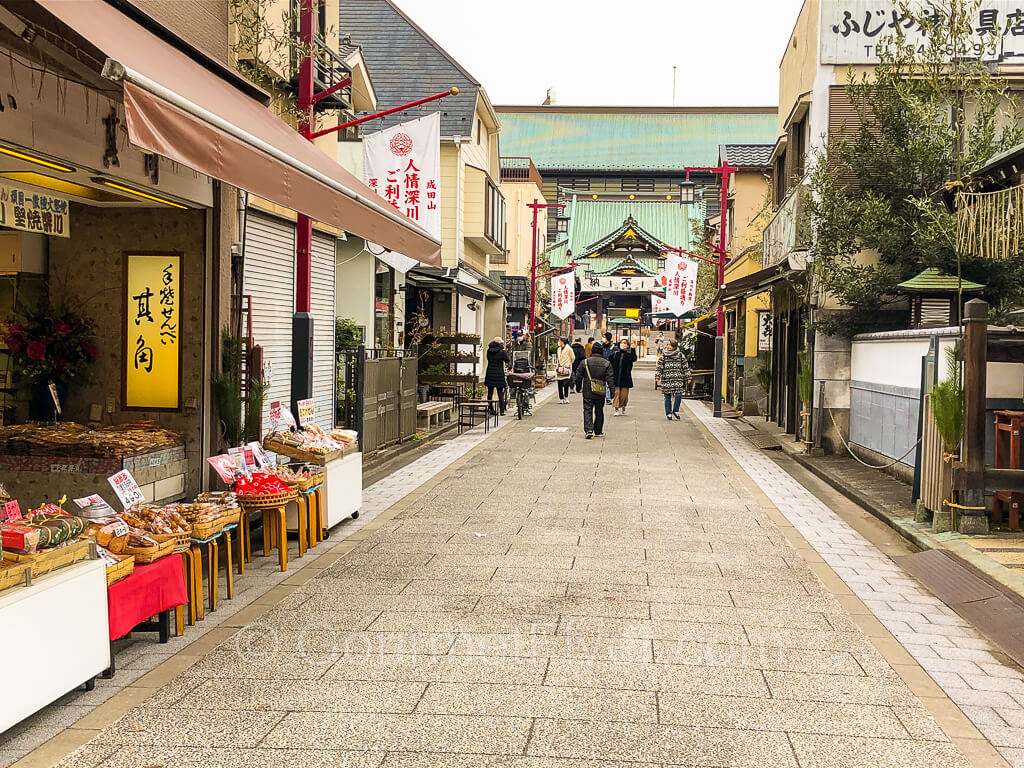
[237,508,252,574]
[261,505,289,572]
[286,494,310,559]
[179,548,202,624]
[220,523,237,600]
[302,484,324,547]
[191,532,224,613]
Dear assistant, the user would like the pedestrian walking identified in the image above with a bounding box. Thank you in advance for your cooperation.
[571,338,586,393]
[556,337,575,403]
[610,338,637,416]
[578,342,614,439]
[602,332,615,404]
[655,332,665,356]
[655,338,690,420]
[584,337,595,358]
[484,336,510,416]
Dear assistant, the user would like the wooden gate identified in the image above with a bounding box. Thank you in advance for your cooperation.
[338,347,418,454]
[919,394,948,514]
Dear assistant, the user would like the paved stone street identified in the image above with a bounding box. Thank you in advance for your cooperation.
[45,374,1011,768]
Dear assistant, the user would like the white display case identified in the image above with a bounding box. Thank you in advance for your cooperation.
[325,451,362,530]
[0,559,110,732]
[284,451,362,534]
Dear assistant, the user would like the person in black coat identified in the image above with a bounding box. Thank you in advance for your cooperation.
[610,339,638,416]
[578,342,614,439]
[484,337,510,415]
[571,338,586,393]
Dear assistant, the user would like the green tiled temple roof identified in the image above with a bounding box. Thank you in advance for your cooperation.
[495,107,779,170]
[897,267,985,293]
[546,195,702,278]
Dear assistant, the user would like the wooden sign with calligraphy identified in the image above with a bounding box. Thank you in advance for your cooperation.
[123,252,182,410]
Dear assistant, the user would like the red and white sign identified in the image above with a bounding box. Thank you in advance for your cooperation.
[207,455,240,484]
[1,500,22,522]
[663,255,699,316]
[651,293,669,315]
[107,470,145,509]
[364,113,441,241]
[550,274,576,320]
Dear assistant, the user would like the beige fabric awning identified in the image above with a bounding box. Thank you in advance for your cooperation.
[34,0,440,266]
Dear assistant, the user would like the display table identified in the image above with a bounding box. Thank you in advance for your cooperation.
[0,559,109,732]
[107,555,187,641]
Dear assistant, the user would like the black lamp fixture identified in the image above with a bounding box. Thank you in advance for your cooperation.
[678,179,697,206]
[556,214,570,234]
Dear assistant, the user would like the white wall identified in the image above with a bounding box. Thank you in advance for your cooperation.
[335,239,374,345]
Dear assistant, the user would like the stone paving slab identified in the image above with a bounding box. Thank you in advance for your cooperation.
[24,379,1000,768]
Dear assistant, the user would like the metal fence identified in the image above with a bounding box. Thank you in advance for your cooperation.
[337,347,419,454]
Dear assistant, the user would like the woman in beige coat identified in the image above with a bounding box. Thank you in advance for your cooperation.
[556,337,575,403]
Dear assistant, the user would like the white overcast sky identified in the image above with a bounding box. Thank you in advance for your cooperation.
[388,0,807,107]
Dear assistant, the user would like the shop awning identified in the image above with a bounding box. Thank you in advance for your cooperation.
[34,0,440,266]
[716,254,806,304]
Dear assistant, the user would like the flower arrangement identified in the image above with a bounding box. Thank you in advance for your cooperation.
[4,299,99,385]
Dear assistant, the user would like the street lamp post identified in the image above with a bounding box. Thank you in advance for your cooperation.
[528,200,566,333]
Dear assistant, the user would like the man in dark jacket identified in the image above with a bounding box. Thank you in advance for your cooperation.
[484,337,510,415]
[571,338,586,393]
[578,342,614,439]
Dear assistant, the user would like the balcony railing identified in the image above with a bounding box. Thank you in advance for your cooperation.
[762,185,809,268]
[290,33,353,114]
[500,157,544,188]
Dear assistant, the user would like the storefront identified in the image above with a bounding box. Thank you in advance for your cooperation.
[0,0,440,731]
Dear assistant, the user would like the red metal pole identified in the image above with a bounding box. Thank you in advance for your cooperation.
[296,0,314,314]
[529,199,538,333]
[311,76,352,107]
[717,166,732,336]
[308,88,458,140]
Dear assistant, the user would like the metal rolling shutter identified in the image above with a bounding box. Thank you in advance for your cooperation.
[243,211,294,433]
[311,232,336,429]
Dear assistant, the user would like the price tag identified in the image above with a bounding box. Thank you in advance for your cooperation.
[107,470,145,509]
[206,455,240,484]
[246,441,270,469]
[48,381,62,416]
[227,447,249,477]
[269,400,282,422]
[73,494,105,509]
[1,500,22,522]
[297,398,316,426]
[110,521,130,537]
[269,400,296,428]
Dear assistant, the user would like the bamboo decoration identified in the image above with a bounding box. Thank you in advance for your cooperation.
[957,183,1024,260]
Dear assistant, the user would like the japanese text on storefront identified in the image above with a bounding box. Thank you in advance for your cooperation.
[0,184,69,238]
[821,1,1024,63]
[550,275,576,319]
[125,253,181,409]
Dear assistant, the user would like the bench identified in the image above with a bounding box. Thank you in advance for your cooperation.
[417,400,454,429]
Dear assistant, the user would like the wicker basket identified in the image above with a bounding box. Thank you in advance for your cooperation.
[125,537,176,564]
[299,473,325,491]
[105,554,134,586]
[150,531,191,551]
[190,516,227,540]
[263,438,338,466]
[238,491,297,509]
[0,561,29,593]
[219,507,241,526]
[2,538,91,579]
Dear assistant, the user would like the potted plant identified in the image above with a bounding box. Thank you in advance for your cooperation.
[4,297,99,421]
[930,344,965,532]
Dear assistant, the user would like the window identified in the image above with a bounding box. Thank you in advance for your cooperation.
[791,117,807,183]
[484,178,505,251]
[475,119,482,144]
[621,178,655,193]
[773,150,787,206]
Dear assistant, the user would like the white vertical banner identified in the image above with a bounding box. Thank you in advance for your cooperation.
[663,255,699,315]
[363,113,441,241]
[651,293,669,315]
[550,273,576,319]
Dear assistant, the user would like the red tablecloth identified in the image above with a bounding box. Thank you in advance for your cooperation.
[107,555,187,641]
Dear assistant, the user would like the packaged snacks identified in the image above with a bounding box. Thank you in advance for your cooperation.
[122,505,190,535]
[234,473,293,497]
[1,523,41,554]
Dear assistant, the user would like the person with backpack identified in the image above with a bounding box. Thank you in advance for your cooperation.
[655,338,691,420]
[571,338,586,393]
[578,342,614,439]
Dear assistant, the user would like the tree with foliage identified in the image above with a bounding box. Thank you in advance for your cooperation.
[803,0,1024,338]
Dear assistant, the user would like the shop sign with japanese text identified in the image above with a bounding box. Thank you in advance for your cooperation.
[364,113,441,241]
[663,256,699,316]
[550,274,576,319]
[582,275,658,293]
[124,253,181,409]
[821,1,1024,64]
[758,311,774,352]
[0,183,69,237]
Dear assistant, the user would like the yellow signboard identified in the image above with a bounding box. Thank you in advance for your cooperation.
[625,308,641,318]
[124,253,180,409]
